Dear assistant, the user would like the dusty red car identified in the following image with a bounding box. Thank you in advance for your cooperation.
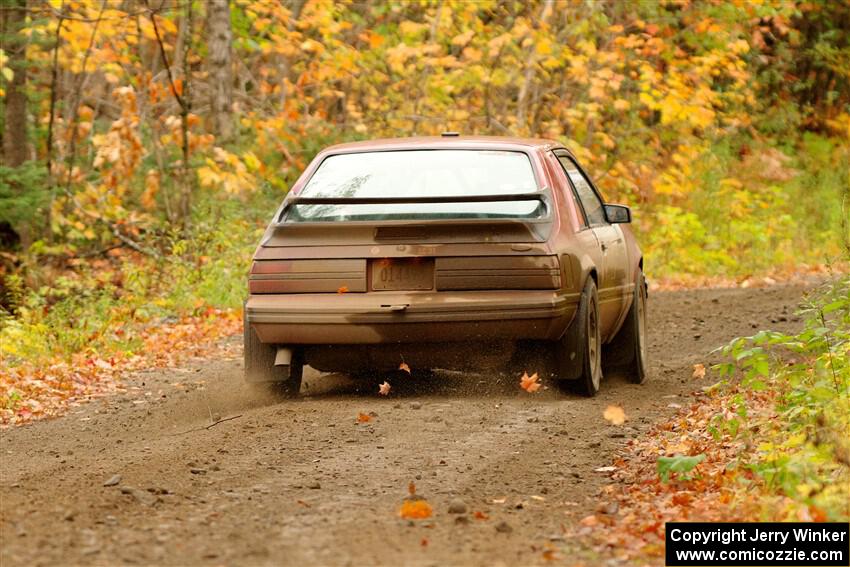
[244,135,647,396]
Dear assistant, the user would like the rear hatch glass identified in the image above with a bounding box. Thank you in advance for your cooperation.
[283,149,544,222]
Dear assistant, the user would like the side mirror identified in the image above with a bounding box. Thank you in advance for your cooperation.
[604,204,631,224]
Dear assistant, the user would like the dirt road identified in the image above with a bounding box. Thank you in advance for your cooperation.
[1,285,810,566]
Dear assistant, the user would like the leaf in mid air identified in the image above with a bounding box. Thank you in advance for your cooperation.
[520,371,541,393]
[603,405,626,425]
[378,381,391,395]
[692,363,706,379]
[399,361,411,374]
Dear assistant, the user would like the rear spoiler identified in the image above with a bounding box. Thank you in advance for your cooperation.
[275,189,552,224]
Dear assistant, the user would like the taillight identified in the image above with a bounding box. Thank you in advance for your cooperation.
[435,256,561,290]
[249,259,366,293]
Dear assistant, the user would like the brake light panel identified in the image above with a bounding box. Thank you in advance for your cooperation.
[435,255,561,290]
[249,259,366,293]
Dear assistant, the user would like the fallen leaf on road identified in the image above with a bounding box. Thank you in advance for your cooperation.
[357,412,372,423]
[520,371,541,393]
[337,286,349,294]
[409,481,416,495]
[296,499,311,508]
[420,537,428,547]
[692,363,706,379]
[474,511,489,520]
[671,492,693,506]
[594,466,617,472]
[399,499,433,519]
[399,361,411,374]
[531,495,546,501]
[378,381,391,395]
[580,514,599,527]
[603,405,626,425]
[492,497,506,504]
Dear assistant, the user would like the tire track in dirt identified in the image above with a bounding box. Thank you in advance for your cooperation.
[0,285,812,566]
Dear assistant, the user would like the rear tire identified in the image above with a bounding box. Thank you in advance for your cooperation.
[605,270,648,384]
[555,278,602,397]
[244,311,303,397]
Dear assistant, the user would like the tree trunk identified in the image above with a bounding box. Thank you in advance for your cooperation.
[178,0,194,230]
[1,0,31,249]
[2,0,29,167]
[516,0,553,135]
[207,0,233,141]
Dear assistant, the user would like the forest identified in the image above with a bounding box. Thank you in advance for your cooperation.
[0,1,849,563]
[2,0,848,366]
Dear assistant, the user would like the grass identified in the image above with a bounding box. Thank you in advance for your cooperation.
[638,134,847,279]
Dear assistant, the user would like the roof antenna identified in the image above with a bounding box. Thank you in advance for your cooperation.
[441,131,460,137]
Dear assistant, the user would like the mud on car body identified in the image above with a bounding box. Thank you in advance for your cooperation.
[244,135,647,397]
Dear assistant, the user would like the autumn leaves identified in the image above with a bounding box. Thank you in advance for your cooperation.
[376,366,543,397]
[520,371,541,393]
[373,360,410,396]
[399,482,434,520]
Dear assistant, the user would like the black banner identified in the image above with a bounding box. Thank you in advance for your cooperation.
[665,522,849,566]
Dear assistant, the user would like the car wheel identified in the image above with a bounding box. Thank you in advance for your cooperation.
[556,277,602,397]
[605,271,648,384]
[244,311,303,397]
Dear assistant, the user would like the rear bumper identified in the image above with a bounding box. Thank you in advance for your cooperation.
[246,290,578,344]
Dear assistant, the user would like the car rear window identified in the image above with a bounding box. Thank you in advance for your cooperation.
[284,150,544,222]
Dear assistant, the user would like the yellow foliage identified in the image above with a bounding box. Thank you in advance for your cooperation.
[197,148,258,196]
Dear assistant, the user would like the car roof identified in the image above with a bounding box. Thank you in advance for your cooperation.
[322,135,568,155]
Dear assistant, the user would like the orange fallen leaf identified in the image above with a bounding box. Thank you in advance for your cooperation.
[296,499,311,508]
[473,511,489,520]
[357,412,372,423]
[520,371,541,393]
[542,548,557,561]
[809,505,828,523]
[692,363,706,379]
[399,361,411,374]
[378,381,391,395]
[671,492,692,506]
[337,286,349,294]
[420,537,429,547]
[399,499,433,519]
[603,405,626,425]
[408,481,416,496]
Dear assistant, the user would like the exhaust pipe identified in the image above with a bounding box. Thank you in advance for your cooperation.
[274,347,293,367]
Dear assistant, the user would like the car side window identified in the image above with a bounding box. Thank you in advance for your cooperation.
[555,155,607,226]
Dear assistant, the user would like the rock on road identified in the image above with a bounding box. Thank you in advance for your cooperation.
[0,285,809,566]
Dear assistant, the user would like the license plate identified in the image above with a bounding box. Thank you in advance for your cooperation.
[371,258,434,291]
